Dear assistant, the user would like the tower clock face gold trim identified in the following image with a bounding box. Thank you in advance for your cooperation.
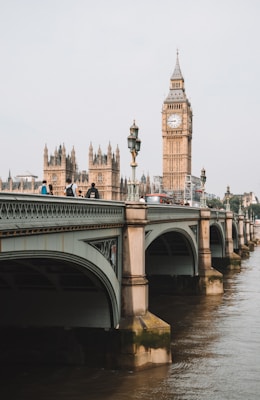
[167,113,182,128]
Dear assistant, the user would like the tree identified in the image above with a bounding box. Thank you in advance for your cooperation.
[247,204,260,220]
[229,196,241,214]
[206,198,224,209]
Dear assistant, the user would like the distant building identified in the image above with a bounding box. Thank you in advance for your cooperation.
[223,189,259,208]
[0,170,39,193]
[0,143,127,199]
[15,171,38,182]
[139,173,151,197]
[43,143,121,199]
[242,192,259,206]
[88,143,121,200]
[162,52,193,201]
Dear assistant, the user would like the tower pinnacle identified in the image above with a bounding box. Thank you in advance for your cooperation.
[171,50,183,80]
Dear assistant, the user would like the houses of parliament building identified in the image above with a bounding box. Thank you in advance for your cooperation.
[0,54,194,201]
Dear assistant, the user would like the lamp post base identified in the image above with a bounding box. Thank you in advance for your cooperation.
[127,182,140,202]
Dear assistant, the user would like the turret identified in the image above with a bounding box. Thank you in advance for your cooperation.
[107,142,112,163]
[116,145,120,165]
[61,144,66,166]
[71,146,76,165]
[98,146,102,164]
[44,145,48,167]
[89,142,93,166]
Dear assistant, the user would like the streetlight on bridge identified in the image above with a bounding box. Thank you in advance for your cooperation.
[127,120,141,201]
[225,185,231,211]
[200,167,207,208]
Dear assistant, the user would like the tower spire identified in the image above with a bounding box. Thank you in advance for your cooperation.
[171,49,183,80]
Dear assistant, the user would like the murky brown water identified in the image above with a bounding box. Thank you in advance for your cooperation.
[1,246,260,400]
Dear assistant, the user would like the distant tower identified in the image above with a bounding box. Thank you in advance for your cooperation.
[43,144,77,195]
[88,143,120,200]
[162,51,193,201]
[139,173,151,197]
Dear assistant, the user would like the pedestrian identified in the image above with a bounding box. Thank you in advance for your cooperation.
[64,177,78,197]
[48,184,53,195]
[139,196,145,203]
[39,180,48,195]
[86,182,99,199]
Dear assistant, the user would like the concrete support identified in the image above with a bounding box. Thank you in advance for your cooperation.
[116,202,171,370]
[250,221,255,242]
[238,214,250,258]
[245,217,250,244]
[198,210,223,295]
[250,221,258,247]
[246,219,255,251]
[224,211,241,270]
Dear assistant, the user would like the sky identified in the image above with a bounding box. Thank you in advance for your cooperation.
[0,0,260,199]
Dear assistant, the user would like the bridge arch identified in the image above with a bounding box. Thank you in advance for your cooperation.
[0,248,120,329]
[232,221,239,252]
[209,222,225,258]
[145,225,198,279]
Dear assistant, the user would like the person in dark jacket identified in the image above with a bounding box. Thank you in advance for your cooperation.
[86,182,99,199]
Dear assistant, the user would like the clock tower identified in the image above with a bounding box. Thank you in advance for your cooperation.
[162,52,192,201]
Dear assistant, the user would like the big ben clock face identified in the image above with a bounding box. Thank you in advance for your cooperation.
[167,113,182,128]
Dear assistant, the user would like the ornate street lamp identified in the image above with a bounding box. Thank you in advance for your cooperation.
[200,167,207,208]
[127,120,141,201]
[226,185,231,212]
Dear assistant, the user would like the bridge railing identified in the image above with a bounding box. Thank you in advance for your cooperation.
[209,208,230,221]
[0,193,125,236]
[146,204,201,222]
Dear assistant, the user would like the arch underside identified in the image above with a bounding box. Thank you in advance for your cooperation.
[232,222,239,251]
[210,224,225,258]
[0,253,118,329]
[146,230,196,276]
[145,230,197,294]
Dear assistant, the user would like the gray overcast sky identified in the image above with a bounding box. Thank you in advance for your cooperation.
[0,0,259,198]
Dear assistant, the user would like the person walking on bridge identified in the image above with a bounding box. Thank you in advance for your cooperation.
[86,182,99,199]
[39,180,48,195]
[64,177,78,197]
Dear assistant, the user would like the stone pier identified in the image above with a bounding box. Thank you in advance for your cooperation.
[198,209,223,295]
[115,202,172,370]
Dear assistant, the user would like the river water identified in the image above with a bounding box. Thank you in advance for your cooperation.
[1,246,260,400]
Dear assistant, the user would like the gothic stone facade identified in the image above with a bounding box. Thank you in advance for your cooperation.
[43,143,121,199]
[0,144,124,200]
[162,53,193,201]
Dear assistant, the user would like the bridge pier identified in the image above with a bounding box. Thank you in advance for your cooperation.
[115,203,172,370]
[250,220,258,247]
[198,210,223,295]
[245,218,255,251]
[238,214,250,258]
[222,211,241,270]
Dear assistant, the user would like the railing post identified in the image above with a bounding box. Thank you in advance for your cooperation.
[198,209,223,295]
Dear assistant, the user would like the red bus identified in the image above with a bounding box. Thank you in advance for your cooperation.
[145,193,173,204]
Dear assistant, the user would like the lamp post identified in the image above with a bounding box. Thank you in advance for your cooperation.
[200,167,207,208]
[127,120,141,201]
[226,185,230,211]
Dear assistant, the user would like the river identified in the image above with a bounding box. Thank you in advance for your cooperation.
[1,246,260,400]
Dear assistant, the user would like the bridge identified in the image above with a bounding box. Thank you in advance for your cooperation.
[0,194,256,369]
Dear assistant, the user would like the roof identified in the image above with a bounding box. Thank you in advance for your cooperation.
[171,52,183,80]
